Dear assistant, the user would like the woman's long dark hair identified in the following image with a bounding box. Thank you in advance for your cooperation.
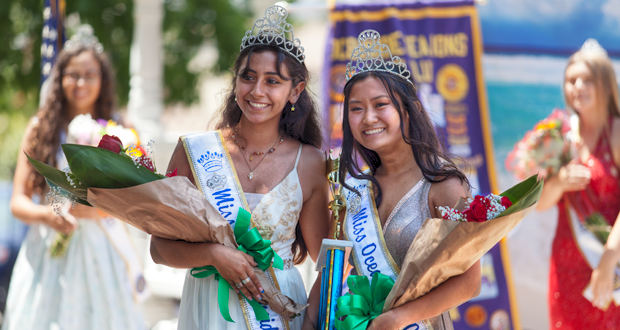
[339,71,469,206]
[216,43,323,264]
[28,46,115,195]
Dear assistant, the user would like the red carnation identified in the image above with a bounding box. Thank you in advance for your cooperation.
[464,199,488,222]
[501,196,513,208]
[97,135,123,153]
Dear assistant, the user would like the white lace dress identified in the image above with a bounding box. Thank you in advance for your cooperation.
[2,141,145,330]
[178,145,308,330]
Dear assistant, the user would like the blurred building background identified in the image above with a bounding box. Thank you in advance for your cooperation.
[1,0,619,329]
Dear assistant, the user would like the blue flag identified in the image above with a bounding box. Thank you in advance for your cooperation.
[40,0,66,87]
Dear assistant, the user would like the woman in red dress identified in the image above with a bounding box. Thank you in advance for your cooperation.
[537,39,620,329]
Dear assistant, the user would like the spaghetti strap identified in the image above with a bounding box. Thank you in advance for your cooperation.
[294,144,303,169]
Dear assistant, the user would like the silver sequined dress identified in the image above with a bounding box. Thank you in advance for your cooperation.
[353,178,454,330]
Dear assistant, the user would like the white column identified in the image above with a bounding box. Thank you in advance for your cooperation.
[128,0,163,147]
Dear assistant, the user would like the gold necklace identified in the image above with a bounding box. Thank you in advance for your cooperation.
[232,130,284,161]
[235,133,283,180]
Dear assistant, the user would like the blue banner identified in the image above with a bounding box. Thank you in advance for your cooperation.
[324,1,520,329]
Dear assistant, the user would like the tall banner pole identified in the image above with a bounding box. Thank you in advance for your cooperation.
[323,1,520,329]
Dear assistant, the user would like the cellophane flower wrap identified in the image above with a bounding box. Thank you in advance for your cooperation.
[505,109,572,180]
[27,135,306,322]
[381,175,544,313]
[49,114,141,257]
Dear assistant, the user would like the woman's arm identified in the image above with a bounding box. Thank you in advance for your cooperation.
[297,147,330,330]
[10,119,77,233]
[367,176,481,329]
[536,164,591,211]
[369,261,481,329]
[590,117,620,309]
[149,141,264,301]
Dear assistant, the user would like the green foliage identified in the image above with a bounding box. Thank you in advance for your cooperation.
[0,0,251,180]
[162,0,250,104]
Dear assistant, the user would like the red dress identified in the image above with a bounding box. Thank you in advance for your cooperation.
[549,129,620,329]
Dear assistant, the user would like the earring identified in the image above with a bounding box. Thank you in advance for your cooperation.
[291,103,295,112]
[235,96,237,102]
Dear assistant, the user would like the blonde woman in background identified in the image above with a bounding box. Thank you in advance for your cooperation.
[536,39,620,328]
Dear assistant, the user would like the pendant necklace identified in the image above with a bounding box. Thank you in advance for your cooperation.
[233,130,283,180]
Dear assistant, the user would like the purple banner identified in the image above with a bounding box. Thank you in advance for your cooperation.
[324,1,519,329]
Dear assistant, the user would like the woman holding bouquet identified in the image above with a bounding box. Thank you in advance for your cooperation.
[4,28,145,330]
[313,30,481,330]
[536,39,620,327]
[149,5,329,330]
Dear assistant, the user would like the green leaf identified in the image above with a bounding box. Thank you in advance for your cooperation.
[26,153,89,200]
[498,174,544,217]
[62,144,165,189]
[46,180,91,207]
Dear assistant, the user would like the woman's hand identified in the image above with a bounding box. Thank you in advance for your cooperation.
[46,207,77,234]
[557,164,591,192]
[68,203,100,219]
[212,244,264,301]
[367,312,400,330]
[590,261,615,310]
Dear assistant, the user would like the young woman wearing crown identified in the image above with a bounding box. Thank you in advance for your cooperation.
[149,5,329,330]
[320,30,482,330]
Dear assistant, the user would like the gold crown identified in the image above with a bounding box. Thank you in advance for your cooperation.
[240,5,304,63]
[345,30,413,85]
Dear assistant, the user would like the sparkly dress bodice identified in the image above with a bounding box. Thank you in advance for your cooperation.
[550,126,620,329]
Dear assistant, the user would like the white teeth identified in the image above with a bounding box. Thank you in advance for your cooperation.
[249,101,268,109]
[364,128,385,135]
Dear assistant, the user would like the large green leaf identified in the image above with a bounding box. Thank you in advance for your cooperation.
[62,144,165,189]
[26,153,89,200]
[498,174,544,217]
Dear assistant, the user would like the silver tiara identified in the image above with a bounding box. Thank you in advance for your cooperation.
[345,30,413,85]
[64,25,103,53]
[240,5,304,63]
[580,38,608,57]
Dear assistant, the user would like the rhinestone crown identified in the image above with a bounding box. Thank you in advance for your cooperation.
[345,29,413,85]
[64,25,103,53]
[580,38,608,57]
[240,5,304,63]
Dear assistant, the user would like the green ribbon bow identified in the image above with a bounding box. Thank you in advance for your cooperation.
[335,273,395,330]
[190,208,283,322]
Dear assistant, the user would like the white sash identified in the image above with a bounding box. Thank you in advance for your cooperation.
[98,217,150,303]
[566,203,620,306]
[182,131,289,330]
[343,177,431,330]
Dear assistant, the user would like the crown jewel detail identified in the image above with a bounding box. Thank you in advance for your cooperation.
[64,25,104,53]
[580,38,608,57]
[345,30,413,85]
[240,5,305,63]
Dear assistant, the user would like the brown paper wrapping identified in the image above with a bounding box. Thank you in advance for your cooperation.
[383,202,538,312]
[87,176,306,320]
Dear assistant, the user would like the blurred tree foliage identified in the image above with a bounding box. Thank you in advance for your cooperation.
[0,0,251,180]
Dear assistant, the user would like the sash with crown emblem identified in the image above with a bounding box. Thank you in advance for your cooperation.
[181,131,289,330]
[343,176,432,330]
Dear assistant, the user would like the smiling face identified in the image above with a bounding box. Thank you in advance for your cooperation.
[347,76,409,154]
[564,61,603,118]
[61,50,102,116]
[235,51,304,126]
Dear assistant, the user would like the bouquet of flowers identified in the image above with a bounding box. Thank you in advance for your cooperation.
[28,135,306,322]
[49,114,141,257]
[505,109,572,180]
[335,175,543,329]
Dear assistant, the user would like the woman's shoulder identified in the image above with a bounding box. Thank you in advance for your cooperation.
[428,176,470,213]
[298,144,326,172]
